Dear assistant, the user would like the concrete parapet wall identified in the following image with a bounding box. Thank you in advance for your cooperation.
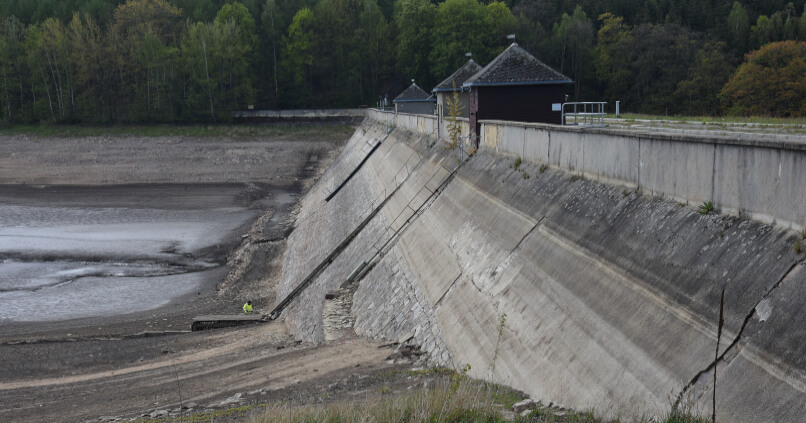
[369,109,470,145]
[481,120,806,231]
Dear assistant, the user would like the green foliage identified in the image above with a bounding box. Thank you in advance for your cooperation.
[673,41,734,116]
[539,164,548,173]
[4,0,806,122]
[698,201,714,215]
[513,156,522,170]
[490,313,507,375]
[551,6,594,98]
[445,81,464,150]
[430,0,492,81]
[795,239,802,253]
[721,41,806,117]
[394,0,436,90]
[727,2,750,51]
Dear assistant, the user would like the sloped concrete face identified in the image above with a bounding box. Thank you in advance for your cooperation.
[279,118,806,421]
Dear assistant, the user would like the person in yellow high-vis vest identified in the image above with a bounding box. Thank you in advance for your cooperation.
[243,300,253,314]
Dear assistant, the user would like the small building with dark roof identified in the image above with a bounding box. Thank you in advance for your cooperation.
[393,82,436,115]
[432,59,483,118]
[463,43,572,141]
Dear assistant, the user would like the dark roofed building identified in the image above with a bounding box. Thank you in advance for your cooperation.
[393,82,436,115]
[433,59,483,118]
[463,43,572,143]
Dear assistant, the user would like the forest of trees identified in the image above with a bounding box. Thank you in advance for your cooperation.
[1,0,805,123]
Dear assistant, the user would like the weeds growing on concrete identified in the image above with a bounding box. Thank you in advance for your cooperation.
[523,172,530,179]
[539,164,548,173]
[796,240,802,254]
[513,156,523,170]
[801,228,806,239]
[490,313,507,377]
[697,201,714,215]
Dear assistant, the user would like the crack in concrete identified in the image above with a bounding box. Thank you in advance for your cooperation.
[509,216,545,256]
[673,259,803,410]
[433,272,463,309]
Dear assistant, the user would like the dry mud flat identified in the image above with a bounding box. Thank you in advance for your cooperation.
[0,129,416,422]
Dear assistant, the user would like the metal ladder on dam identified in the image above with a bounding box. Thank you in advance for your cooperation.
[192,131,460,330]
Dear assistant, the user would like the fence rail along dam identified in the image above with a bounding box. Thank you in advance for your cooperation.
[276,110,806,422]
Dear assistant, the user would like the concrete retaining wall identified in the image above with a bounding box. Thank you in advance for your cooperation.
[278,116,806,422]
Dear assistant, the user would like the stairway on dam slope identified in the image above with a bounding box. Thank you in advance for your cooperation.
[275,118,806,422]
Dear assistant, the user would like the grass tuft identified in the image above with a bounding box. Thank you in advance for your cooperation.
[697,201,714,215]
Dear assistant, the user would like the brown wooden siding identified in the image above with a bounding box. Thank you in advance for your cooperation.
[470,84,568,137]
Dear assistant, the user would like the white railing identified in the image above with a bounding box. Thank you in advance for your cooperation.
[562,102,606,127]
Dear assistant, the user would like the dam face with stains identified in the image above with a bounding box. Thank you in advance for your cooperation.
[277,113,806,422]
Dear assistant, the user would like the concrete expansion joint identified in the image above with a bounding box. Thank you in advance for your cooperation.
[674,261,802,410]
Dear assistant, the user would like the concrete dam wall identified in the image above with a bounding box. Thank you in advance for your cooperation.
[276,113,806,421]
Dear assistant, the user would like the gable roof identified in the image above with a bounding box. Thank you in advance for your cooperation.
[464,43,572,87]
[393,83,433,103]
[433,59,483,92]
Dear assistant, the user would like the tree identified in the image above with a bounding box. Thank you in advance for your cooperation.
[552,6,594,98]
[486,1,518,49]
[394,0,436,88]
[356,0,394,104]
[68,13,112,121]
[38,17,74,120]
[430,0,492,81]
[727,2,750,51]
[280,8,315,107]
[215,2,258,52]
[182,21,219,121]
[111,0,183,121]
[214,2,257,110]
[262,0,281,102]
[801,4,806,40]
[310,0,359,107]
[594,13,631,101]
[1,16,28,122]
[752,15,775,48]
[720,40,806,116]
[674,42,734,115]
[0,29,9,122]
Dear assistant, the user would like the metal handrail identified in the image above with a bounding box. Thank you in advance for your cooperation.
[562,102,607,127]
